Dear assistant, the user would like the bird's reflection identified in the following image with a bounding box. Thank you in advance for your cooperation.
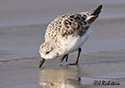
[39,66,93,88]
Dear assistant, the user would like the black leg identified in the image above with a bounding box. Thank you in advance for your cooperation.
[75,48,81,64]
[68,48,81,65]
[65,54,69,62]
[39,59,45,68]
[78,77,81,81]
[60,54,68,63]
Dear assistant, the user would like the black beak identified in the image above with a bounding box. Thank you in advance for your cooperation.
[39,58,45,68]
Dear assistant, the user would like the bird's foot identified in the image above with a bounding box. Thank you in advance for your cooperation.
[67,63,78,66]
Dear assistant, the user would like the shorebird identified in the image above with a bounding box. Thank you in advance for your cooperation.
[39,5,102,67]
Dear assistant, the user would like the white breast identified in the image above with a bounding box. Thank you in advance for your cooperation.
[60,28,91,55]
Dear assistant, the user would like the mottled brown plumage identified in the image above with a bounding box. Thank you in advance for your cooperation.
[39,5,102,67]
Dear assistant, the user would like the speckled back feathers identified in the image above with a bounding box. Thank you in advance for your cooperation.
[45,13,90,42]
[39,5,103,60]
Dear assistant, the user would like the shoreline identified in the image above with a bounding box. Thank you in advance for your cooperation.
[0,0,125,88]
[0,49,125,88]
[0,17,125,60]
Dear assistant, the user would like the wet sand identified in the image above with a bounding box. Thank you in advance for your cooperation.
[0,0,125,88]
[0,50,125,88]
[0,18,125,60]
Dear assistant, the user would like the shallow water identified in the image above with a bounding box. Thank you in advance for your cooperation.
[0,0,125,88]
[0,0,125,61]
[0,50,125,88]
[39,65,125,88]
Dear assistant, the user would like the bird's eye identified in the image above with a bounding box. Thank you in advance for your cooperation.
[46,51,50,54]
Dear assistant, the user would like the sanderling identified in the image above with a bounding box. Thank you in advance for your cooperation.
[39,5,103,67]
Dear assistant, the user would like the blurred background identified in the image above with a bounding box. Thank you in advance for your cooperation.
[0,0,125,27]
[0,1,125,88]
[0,0,125,60]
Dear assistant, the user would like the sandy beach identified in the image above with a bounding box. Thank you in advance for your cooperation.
[0,0,125,88]
[0,50,125,88]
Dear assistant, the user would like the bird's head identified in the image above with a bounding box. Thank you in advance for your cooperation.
[39,42,58,60]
